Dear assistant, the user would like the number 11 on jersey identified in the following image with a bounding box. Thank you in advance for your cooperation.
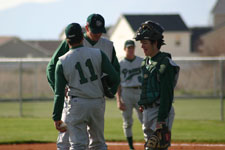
[75,58,98,84]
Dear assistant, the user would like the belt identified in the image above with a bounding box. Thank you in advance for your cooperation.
[142,103,160,109]
[71,96,78,98]
[125,86,142,89]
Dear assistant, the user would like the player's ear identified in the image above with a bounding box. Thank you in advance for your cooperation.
[66,38,69,44]
[85,24,89,32]
[80,38,84,43]
[65,39,71,47]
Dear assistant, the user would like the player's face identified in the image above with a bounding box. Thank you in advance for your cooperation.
[140,40,157,57]
[89,32,102,41]
[125,46,135,58]
[85,25,102,42]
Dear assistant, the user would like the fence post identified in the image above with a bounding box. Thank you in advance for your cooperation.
[220,59,224,121]
[19,60,23,117]
[214,62,218,96]
[33,63,38,99]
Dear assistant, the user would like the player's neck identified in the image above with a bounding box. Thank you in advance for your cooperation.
[69,41,83,49]
[125,55,135,60]
[125,55,135,61]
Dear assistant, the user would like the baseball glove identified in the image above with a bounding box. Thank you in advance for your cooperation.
[145,123,171,149]
[101,76,114,99]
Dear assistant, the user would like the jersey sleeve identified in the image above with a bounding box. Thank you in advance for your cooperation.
[46,40,69,91]
[101,51,120,95]
[52,60,67,121]
[157,58,175,122]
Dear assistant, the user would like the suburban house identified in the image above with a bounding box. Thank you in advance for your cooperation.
[212,0,225,27]
[197,0,225,56]
[0,37,50,58]
[1,1,223,58]
[190,27,212,53]
[109,14,191,60]
[198,23,225,56]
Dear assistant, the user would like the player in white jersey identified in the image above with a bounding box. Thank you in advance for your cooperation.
[47,14,120,150]
[53,23,120,150]
[116,40,143,150]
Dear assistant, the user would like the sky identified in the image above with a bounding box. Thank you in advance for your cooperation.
[0,0,217,40]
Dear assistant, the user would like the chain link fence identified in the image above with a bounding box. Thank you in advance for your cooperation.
[0,57,224,119]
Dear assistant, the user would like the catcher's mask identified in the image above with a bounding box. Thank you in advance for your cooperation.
[134,20,165,42]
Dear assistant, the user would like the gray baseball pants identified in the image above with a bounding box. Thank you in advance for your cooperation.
[142,105,175,150]
[121,87,143,137]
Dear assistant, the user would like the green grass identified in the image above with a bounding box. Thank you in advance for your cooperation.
[172,120,225,143]
[173,99,225,120]
[0,118,57,144]
[0,101,54,117]
[0,99,225,144]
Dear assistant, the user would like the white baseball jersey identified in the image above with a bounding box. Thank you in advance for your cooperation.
[83,37,113,62]
[59,47,103,99]
[120,56,143,88]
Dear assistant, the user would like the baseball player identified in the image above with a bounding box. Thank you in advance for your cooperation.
[134,20,180,150]
[46,14,120,150]
[116,40,143,150]
[53,23,120,150]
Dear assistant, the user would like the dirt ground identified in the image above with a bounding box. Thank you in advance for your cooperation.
[1,142,225,150]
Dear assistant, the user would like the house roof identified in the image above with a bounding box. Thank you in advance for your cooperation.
[212,0,225,14]
[0,36,17,45]
[190,27,212,52]
[26,40,61,55]
[124,14,189,32]
[0,37,50,58]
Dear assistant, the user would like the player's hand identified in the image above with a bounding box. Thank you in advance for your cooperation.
[156,122,166,129]
[117,100,126,111]
[139,106,144,113]
[54,120,67,132]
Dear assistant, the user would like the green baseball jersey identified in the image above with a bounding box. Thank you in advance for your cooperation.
[53,45,120,121]
[120,56,143,87]
[140,52,179,122]
[46,34,120,91]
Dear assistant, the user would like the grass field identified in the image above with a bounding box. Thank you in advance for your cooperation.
[0,99,225,144]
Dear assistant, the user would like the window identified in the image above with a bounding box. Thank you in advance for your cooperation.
[175,35,181,46]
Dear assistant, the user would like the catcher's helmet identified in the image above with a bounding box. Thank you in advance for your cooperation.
[134,20,164,41]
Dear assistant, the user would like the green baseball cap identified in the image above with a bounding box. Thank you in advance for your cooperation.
[87,14,106,34]
[124,40,135,48]
[65,23,83,39]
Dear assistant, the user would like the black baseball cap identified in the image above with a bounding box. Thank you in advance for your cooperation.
[87,14,106,34]
[65,23,83,39]
[124,40,135,48]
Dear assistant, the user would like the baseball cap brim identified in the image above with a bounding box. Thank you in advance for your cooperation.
[90,27,106,34]
[125,44,135,48]
[124,40,135,48]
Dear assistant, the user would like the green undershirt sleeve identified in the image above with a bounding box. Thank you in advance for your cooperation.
[157,59,175,122]
[52,60,67,121]
[101,51,120,95]
[46,40,69,91]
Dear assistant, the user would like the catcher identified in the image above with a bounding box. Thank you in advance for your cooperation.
[134,20,180,150]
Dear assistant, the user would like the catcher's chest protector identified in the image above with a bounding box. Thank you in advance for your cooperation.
[139,54,166,105]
